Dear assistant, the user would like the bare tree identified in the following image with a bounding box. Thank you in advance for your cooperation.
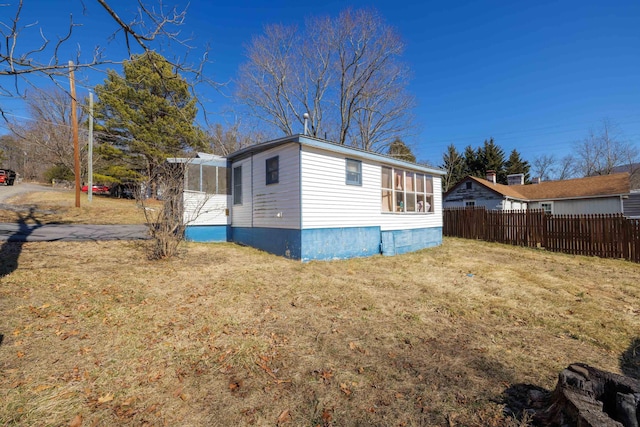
[574,119,639,176]
[532,154,556,181]
[236,24,300,136]
[236,8,414,152]
[0,0,212,115]
[532,153,578,181]
[557,154,578,180]
[206,122,261,156]
[7,87,89,181]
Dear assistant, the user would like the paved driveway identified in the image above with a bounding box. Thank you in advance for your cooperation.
[0,223,150,242]
[0,183,150,242]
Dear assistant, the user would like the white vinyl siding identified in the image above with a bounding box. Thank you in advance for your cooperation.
[251,144,301,229]
[300,146,443,230]
[503,199,527,211]
[183,192,231,225]
[230,159,253,227]
[529,197,623,215]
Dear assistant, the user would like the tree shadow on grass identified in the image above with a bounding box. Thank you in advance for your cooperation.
[620,337,640,380]
[0,207,43,277]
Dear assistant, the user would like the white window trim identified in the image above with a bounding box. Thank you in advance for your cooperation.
[540,201,553,215]
[345,158,362,186]
[381,166,434,214]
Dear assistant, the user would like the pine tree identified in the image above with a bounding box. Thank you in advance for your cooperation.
[463,145,482,178]
[94,51,203,192]
[478,138,507,183]
[505,149,531,183]
[440,144,465,191]
[387,138,416,163]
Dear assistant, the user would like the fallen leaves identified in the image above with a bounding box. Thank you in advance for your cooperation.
[322,407,333,423]
[276,409,291,424]
[256,358,277,379]
[320,370,333,384]
[97,393,114,404]
[34,384,55,393]
[69,414,83,427]
[339,382,352,397]
[229,379,243,392]
[348,341,366,354]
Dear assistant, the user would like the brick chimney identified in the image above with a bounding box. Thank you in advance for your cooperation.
[486,170,496,184]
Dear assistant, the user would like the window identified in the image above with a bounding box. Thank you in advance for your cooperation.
[381,167,434,214]
[465,200,475,207]
[186,164,200,192]
[346,159,362,186]
[219,168,230,195]
[202,165,217,194]
[381,166,393,212]
[185,164,230,195]
[233,166,242,205]
[266,156,279,185]
[405,172,416,212]
[541,202,553,215]
[466,181,472,190]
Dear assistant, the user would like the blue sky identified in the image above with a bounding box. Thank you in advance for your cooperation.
[1,0,639,167]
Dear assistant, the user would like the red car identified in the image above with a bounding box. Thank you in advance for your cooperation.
[81,184,110,195]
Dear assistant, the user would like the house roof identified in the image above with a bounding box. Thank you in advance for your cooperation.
[227,134,446,176]
[454,173,631,201]
[516,173,630,200]
[464,176,528,200]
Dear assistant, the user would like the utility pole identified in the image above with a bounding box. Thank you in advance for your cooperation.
[69,60,81,208]
[88,92,94,202]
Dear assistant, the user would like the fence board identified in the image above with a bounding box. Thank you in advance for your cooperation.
[443,208,640,263]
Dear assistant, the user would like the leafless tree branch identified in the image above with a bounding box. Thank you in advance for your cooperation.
[236,8,414,151]
[0,0,215,112]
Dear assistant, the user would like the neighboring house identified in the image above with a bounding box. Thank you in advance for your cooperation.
[443,171,631,215]
[626,190,640,218]
[612,162,640,190]
[171,134,446,261]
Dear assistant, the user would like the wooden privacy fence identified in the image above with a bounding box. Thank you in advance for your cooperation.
[443,207,640,263]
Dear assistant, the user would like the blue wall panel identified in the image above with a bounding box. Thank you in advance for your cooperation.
[226,226,441,261]
[381,227,442,256]
[300,227,381,261]
[232,227,302,260]
[185,225,230,242]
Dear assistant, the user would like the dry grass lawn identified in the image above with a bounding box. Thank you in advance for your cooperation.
[0,189,148,225]
[1,234,639,426]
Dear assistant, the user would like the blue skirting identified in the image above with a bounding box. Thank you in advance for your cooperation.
[201,225,442,261]
[232,227,302,260]
[184,225,230,242]
[300,226,381,261]
[381,227,442,256]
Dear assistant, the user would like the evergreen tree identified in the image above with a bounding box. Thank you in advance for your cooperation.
[463,145,483,178]
[387,138,416,163]
[505,149,531,183]
[478,138,507,183]
[440,144,465,192]
[94,51,203,192]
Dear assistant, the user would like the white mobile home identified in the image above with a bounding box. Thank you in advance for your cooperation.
[175,135,445,261]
